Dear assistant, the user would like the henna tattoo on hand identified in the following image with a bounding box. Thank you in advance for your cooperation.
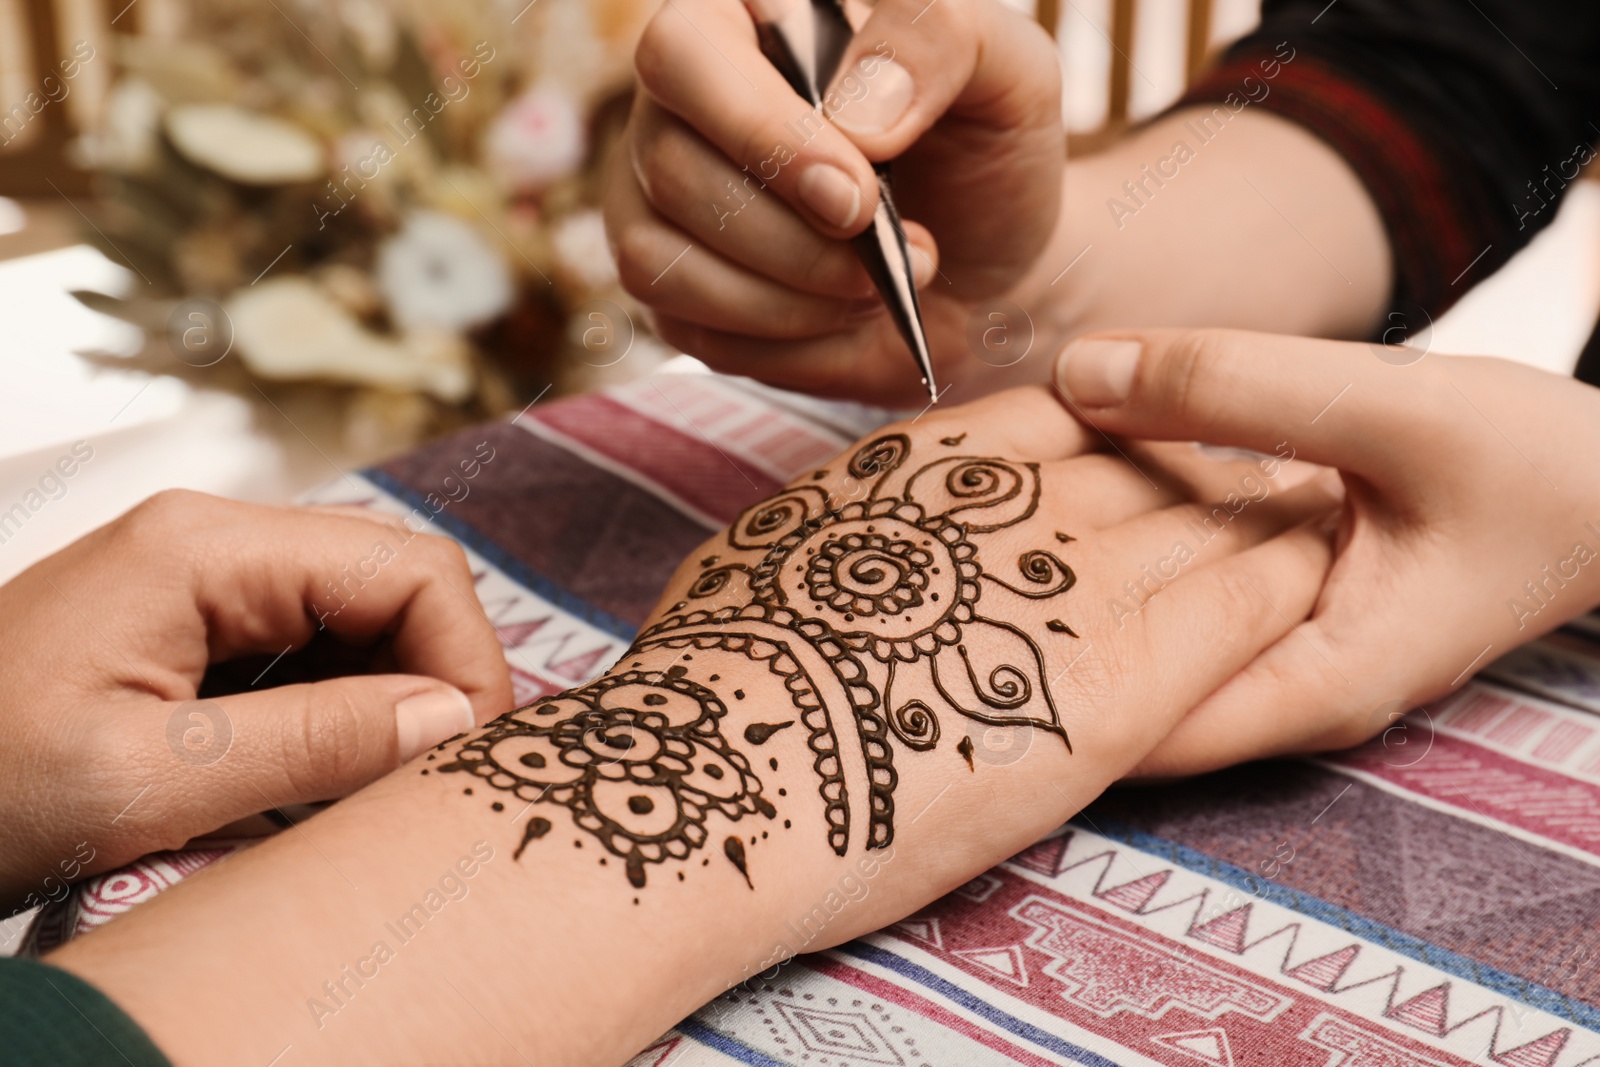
[433,434,1079,889]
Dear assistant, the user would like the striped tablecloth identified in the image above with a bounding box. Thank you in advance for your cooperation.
[28,369,1600,1066]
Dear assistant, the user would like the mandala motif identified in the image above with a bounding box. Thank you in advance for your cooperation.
[749,498,978,662]
[439,668,774,888]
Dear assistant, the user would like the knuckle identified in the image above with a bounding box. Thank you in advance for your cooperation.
[632,11,679,98]
[614,225,666,299]
[119,488,209,540]
[414,531,470,575]
[1156,330,1230,419]
[282,689,373,797]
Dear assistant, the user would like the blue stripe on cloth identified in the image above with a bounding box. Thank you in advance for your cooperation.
[362,468,637,641]
[674,1020,791,1067]
[834,943,1127,1066]
[1079,815,1600,1033]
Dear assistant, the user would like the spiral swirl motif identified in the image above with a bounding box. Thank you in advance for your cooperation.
[982,550,1077,599]
[848,433,910,483]
[754,501,982,654]
[958,645,1031,710]
[948,459,1012,501]
[904,456,1040,531]
[804,533,931,617]
[887,698,939,750]
[729,487,827,549]
[688,565,749,599]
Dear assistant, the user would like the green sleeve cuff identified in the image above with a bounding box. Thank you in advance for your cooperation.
[0,956,171,1066]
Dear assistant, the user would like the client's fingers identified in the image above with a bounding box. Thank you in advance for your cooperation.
[1125,613,1359,779]
[1109,522,1333,759]
[1096,477,1340,578]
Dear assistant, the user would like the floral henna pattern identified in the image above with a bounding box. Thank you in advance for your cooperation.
[437,667,775,889]
[434,434,1079,889]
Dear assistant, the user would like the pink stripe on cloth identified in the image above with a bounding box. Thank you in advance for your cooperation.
[523,393,784,525]
[1331,732,1600,858]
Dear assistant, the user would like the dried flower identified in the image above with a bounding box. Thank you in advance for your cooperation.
[482,83,586,193]
[375,209,514,333]
[164,104,325,185]
[227,276,473,402]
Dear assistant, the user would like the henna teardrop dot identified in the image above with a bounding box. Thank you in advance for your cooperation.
[744,721,794,745]
[513,817,553,861]
[724,836,754,889]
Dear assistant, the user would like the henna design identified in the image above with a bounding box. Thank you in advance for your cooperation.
[687,564,752,599]
[848,433,910,484]
[437,667,775,889]
[981,550,1077,598]
[437,433,1079,887]
[885,662,939,751]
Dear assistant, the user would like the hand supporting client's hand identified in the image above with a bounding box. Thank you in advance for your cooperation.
[1054,328,1600,777]
[0,490,512,911]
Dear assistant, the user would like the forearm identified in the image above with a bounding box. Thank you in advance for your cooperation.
[48,642,1087,1065]
[1014,107,1393,359]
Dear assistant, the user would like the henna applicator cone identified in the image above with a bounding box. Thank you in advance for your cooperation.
[749,0,940,404]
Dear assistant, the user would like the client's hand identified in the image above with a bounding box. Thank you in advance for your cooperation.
[0,490,512,910]
[1054,328,1600,776]
[434,385,1336,908]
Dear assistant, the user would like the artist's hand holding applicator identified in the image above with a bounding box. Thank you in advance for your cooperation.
[604,0,1065,404]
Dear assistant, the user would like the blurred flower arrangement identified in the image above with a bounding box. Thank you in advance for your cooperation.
[71,0,661,457]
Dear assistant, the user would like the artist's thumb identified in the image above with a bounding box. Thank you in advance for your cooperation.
[1053,328,1425,486]
[156,676,477,816]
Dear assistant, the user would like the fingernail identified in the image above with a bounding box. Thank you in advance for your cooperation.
[395,685,476,763]
[831,59,914,135]
[1055,339,1142,406]
[910,246,935,288]
[798,164,862,228]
